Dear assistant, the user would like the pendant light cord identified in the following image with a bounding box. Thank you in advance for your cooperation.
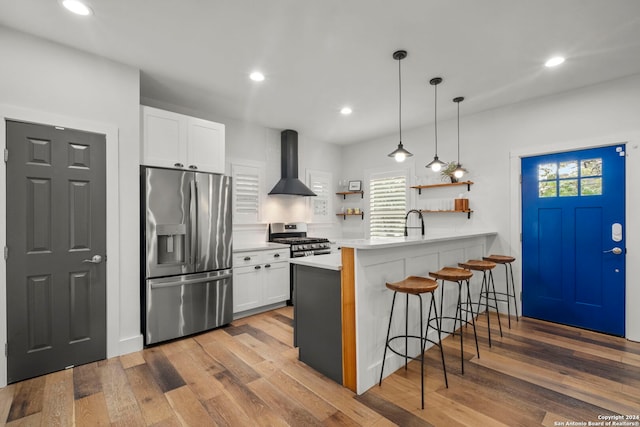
[457,100,460,163]
[398,57,402,143]
[433,82,438,155]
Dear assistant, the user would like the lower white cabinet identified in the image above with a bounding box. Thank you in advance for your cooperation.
[263,261,289,304]
[233,248,290,315]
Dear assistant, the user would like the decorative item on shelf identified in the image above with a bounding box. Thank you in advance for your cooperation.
[387,50,413,162]
[337,207,364,219]
[425,77,447,172]
[452,96,468,179]
[454,195,469,212]
[348,180,362,191]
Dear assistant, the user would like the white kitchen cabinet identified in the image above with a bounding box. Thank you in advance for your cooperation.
[233,264,263,313]
[232,248,290,317]
[263,261,290,304]
[141,106,225,173]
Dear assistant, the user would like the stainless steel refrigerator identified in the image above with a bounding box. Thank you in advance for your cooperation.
[141,166,233,345]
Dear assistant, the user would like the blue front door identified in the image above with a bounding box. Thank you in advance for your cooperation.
[521,145,625,336]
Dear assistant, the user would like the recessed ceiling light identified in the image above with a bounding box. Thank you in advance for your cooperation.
[340,107,353,115]
[62,0,93,16]
[545,56,565,67]
[249,71,265,82]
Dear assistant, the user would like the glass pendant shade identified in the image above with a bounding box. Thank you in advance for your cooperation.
[388,142,412,162]
[453,96,466,178]
[426,77,445,171]
[387,50,412,162]
[426,156,446,172]
[453,164,467,178]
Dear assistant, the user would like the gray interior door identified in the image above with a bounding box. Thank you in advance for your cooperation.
[6,120,107,383]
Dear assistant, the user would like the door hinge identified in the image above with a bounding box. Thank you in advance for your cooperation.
[3,246,7,260]
[520,233,522,242]
[4,148,7,163]
[519,174,522,184]
[4,343,7,357]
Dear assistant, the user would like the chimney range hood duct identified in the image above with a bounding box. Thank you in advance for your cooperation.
[268,130,317,196]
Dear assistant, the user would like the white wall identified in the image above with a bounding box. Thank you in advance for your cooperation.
[0,26,142,386]
[340,72,640,341]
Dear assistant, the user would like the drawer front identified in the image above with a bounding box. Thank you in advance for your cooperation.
[233,252,261,266]
[263,249,290,263]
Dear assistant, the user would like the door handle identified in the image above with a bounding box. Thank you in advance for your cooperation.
[603,247,623,255]
[82,255,103,264]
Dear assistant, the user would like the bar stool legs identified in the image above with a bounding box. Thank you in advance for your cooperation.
[483,255,519,328]
[430,267,479,375]
[379,276,448,409]
[459,260,504,347]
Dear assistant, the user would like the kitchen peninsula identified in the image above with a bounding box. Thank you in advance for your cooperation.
[290,230,497,395]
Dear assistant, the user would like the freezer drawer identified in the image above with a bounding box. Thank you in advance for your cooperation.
[145,270,232,345]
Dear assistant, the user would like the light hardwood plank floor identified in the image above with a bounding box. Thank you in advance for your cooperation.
[1,307,639,426]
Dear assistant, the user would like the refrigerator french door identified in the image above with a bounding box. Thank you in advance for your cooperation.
[142,166,233,345]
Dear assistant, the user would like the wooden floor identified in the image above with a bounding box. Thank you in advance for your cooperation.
[1,307,639,426]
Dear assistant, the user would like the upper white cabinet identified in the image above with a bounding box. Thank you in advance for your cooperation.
[141,106,225,173]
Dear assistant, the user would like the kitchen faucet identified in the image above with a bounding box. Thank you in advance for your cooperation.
[404,209,425,237]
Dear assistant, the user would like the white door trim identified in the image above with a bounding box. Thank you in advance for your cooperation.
[509,133,640,342]
[0,104,120,386]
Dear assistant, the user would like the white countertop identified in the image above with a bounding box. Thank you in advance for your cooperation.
[335,229,497,250]
[288,252,342,271]
[233,242,290,252]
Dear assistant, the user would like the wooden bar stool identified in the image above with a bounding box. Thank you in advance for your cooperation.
[429,267,478,374]
[458,260,503,347]
[379,276,448,409]
[483,254,519,328]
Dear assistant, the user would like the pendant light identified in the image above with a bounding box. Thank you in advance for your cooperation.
[387,50,413,162]
[452,96,467,179]
[425,77,446,172]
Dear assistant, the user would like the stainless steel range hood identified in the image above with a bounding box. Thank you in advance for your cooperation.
[268,129,317,196]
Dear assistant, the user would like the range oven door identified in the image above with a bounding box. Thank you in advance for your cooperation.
[145,269,232,345]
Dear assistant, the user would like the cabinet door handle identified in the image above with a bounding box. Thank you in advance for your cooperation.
[174,162,184,168]
[244,256,251,261]
[189,165,198,170]
[254,265,262,270]
[265,264,271,268]
[274,253,280,258]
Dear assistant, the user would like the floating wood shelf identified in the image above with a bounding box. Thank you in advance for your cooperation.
[420,209,474,219]
[337,212,364,220]
[411,181,474,194]
[336,190,364,199]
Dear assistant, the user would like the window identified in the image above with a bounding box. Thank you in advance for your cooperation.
[369,173,407,237]
[306,169,332,222]
[231,161,264,224]
[538,158,602,198]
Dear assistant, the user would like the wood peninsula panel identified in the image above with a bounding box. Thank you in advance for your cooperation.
[341,247,357,392]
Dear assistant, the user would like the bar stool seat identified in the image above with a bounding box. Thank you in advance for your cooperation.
[429,267,479,374]
[379,276,448,409]
[483,254,519,328]
[458,260,503,347]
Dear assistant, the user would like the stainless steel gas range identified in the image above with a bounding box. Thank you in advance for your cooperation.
[268,222,331,306]
[268,223,331,257]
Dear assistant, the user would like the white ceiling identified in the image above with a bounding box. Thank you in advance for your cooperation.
[2,0,640,144]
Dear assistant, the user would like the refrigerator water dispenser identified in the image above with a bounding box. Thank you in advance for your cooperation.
[156,223,186,264]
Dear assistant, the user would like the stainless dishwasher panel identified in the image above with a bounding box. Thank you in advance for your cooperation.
[145,269,232,345]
